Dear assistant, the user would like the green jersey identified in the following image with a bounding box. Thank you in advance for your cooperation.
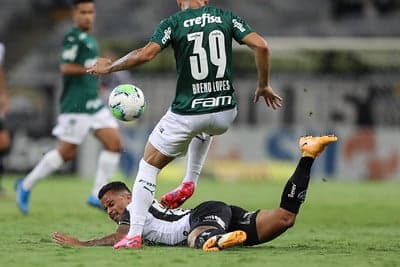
[151,5,253,115]
[60,27,102,114]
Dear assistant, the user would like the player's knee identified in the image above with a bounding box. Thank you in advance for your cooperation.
[281,211,296,229]
[0,132,10,152]
[187,231,198,248]
[106,144,122,153]
[58,146,77,161]
[60,150,76,161]
[104,137,123,152]
[0,142,10,154]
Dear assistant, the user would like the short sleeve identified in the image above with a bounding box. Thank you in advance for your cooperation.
[150,17,174,50]
[231,13,253,44]
[0,43,5,66]
[61,34,79,63]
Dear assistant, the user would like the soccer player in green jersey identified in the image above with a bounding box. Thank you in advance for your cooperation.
[16,0,123,214]
[88,0,282,248]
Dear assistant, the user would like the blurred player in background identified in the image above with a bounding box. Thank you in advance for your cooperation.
[0,42,11,196]
[88,0,282,248]
[15,0,122,214]
[52,135,337,251]
[99,49,136,177]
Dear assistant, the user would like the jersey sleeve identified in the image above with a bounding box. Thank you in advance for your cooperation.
[61,34,79,63]
[231,13,253,44]
[150,17,174,49]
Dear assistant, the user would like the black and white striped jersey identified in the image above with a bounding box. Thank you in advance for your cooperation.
[119,200,191,246]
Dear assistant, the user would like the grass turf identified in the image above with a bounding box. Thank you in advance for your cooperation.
[0,175,399,267]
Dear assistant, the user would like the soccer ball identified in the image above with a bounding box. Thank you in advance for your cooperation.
[108,84,146,121]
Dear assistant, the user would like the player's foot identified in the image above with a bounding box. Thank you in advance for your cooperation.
[87,195,104,210]
[300,135,338,158]
[113,235,142,249]
[15,178,31,215]
[202,230,247,252]
[160,181,195,209]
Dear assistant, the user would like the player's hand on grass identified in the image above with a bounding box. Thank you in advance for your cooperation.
[253,85,283,109]
[52,232,84,246]
[86,58,112,75]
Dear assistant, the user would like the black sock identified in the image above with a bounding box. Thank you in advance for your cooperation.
[194,228,225,249]
[279,157,314,214]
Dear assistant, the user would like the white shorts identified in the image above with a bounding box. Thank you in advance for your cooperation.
[52,107,119,145]
[149,108,237,157]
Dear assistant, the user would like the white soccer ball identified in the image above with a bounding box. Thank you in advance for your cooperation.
[108,84,146,121]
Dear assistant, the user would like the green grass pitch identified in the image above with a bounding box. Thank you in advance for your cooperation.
[0,175,399,267]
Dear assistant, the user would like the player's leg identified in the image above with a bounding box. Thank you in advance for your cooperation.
[183,134,212,186]
[160,108,237,209]
[114,110,195,249]
[88,107,121,209]
[16,141,77,214]
[16,113,89,214]
[255,135,337,244]
[0,121,10,195]
[90,127,122,209]
[187,201,246,252]
[113,142,174,249]
[160,133,212,208]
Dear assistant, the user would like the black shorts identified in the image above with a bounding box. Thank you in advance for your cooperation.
[228,205,260,246]
[189,201,232,231]
[189,201,261,246]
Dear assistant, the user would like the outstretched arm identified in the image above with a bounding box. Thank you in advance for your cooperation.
[52,224,129,247]
[242,32,282,109]
[87,42,161,75]
[60,63,88,75]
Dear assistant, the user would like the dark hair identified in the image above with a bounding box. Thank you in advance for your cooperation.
[73,0,94,6]
[98,181,131,200]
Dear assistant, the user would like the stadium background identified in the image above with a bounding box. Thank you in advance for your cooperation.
[1,0,400,182]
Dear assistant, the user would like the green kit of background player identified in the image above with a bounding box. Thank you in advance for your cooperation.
[16,0,123,214]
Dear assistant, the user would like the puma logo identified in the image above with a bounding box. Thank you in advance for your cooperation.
[138,179,156,195]
[144,186,155,195]
[288,183,296,198]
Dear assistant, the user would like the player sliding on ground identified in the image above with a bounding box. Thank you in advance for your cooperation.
[52,135,337,251]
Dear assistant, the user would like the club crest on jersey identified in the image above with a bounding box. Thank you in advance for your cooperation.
[183,13,222,28]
